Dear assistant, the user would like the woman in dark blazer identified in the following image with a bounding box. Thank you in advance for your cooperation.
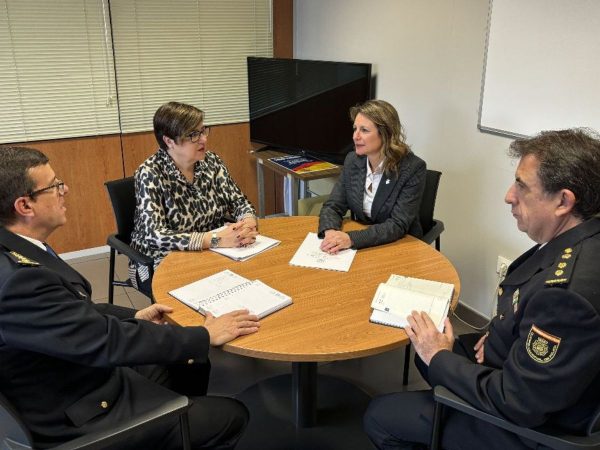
[318,99,426,253]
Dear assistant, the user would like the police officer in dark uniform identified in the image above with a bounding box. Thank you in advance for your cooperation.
[0,146,261,448]
[364,128,600,449]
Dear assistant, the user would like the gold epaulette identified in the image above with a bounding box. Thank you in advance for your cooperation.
[6,251,40,267]
[545,246,578,286]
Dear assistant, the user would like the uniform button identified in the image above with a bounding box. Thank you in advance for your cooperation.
[187,359,194,365]
[100,401,108,409]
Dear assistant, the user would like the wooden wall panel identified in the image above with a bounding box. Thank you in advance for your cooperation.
[273,0,293,59]
[121,131,157,177]
[26,135,124,253]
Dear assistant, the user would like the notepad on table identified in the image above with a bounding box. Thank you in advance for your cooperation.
[369,274,454,332]
[289,232,357,272]
[209,234,280,261]
[169,269,292,319]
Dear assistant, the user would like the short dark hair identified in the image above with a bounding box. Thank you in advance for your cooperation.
[0,146,49,226]
[509,128,600,220]
[153,102,205,150]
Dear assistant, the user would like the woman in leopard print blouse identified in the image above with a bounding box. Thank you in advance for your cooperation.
[129,102,258,295]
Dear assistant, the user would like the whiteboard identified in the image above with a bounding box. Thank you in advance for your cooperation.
[479,0,600,138]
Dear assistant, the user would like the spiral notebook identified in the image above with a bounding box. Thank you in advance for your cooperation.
[169,269,292,318]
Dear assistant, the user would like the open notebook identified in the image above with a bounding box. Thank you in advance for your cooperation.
[289,232,357,272]
[209,234,280,261]
[370,274,454,332]
[169,269,292,319]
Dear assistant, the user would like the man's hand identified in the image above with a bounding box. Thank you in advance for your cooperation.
[404,311,454,365]
[474,332,488,364]
[203,309,260,346]
[135,304,173,324]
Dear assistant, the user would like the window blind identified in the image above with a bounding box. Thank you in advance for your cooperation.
[0,0,119,144]
[110,0,273,132]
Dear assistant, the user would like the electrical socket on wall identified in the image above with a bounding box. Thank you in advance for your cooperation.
[496,256,512,275]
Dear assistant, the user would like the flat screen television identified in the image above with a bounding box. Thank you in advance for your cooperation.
[247,57,373,164]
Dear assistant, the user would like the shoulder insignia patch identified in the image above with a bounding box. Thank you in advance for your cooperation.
[526,325,561,363]
[6,251,40,266]
[545,245,579,286]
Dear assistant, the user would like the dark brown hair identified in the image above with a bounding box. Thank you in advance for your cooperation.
[153,102,205,150]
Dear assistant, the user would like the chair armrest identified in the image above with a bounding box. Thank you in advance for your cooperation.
[51,395,190,450]
[422,220,444,246]
[107,234,153,267]
[433,386,599,450]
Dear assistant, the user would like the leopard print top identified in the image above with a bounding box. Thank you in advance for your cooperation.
[129,148,255,284]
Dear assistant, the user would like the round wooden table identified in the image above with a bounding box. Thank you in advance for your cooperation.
[153,216,460,427]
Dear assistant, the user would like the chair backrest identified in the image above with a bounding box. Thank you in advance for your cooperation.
[105,176,136,245]
[0,392,33,449]
[419,170,442,234]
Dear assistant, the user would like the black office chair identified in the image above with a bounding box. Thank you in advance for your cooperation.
[430,385,600,450]
[0,389,191,450]
[105,177,154,304]
[401,169,446,385]
[419,169,445,251]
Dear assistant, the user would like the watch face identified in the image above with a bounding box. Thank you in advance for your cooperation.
[211,234,220,248]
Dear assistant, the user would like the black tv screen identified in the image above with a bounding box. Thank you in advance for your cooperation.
[247,57,372,164]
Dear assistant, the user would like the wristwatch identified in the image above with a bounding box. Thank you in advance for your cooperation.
[210,232,221,248]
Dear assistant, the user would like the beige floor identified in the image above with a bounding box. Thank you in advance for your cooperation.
[68,252,152,310]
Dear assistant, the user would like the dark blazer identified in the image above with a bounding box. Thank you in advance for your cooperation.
[0,227,210,448]
[318,151,426,249]
[429,218,600,443]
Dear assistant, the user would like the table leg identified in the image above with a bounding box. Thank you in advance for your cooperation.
[256,157,265,218]
[292,361,317,428]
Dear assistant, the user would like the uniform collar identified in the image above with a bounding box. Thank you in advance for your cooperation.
[502,218,600,286]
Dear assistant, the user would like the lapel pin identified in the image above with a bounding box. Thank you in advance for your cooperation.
[385,179,390,185]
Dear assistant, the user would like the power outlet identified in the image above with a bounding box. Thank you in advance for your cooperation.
[496,256,512,275]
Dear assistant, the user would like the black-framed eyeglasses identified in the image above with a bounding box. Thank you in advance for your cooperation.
[27,179,65,198]
[186,126,210,143]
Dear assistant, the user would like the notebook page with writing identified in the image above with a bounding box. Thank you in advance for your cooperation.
[201,279,292,319]
[168,269,249,311]
[209,234,280,261]
[386,274,454,299]
[289,232,357,272]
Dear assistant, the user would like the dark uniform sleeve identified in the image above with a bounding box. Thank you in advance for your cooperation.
[0,267,210,367]
[428,287,600,427]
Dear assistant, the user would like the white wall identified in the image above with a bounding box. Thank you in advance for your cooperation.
[295,0,535,317]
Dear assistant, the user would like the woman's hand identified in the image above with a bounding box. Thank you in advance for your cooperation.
[320,229,352,254]
[203,310,260,346]
[241,215,258,231]
[134,304,173,324]
[215,221,258,248]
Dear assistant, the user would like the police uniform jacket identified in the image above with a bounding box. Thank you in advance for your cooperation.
[318,150,426,249]
[429,218,600,438]
[0,227,210,447]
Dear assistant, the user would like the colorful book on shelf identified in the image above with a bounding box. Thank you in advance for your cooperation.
[169,269,292,319]
[268,155,338,174]
[369,274,454,332]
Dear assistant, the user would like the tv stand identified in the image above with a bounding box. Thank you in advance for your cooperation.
[254,149,341,217]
